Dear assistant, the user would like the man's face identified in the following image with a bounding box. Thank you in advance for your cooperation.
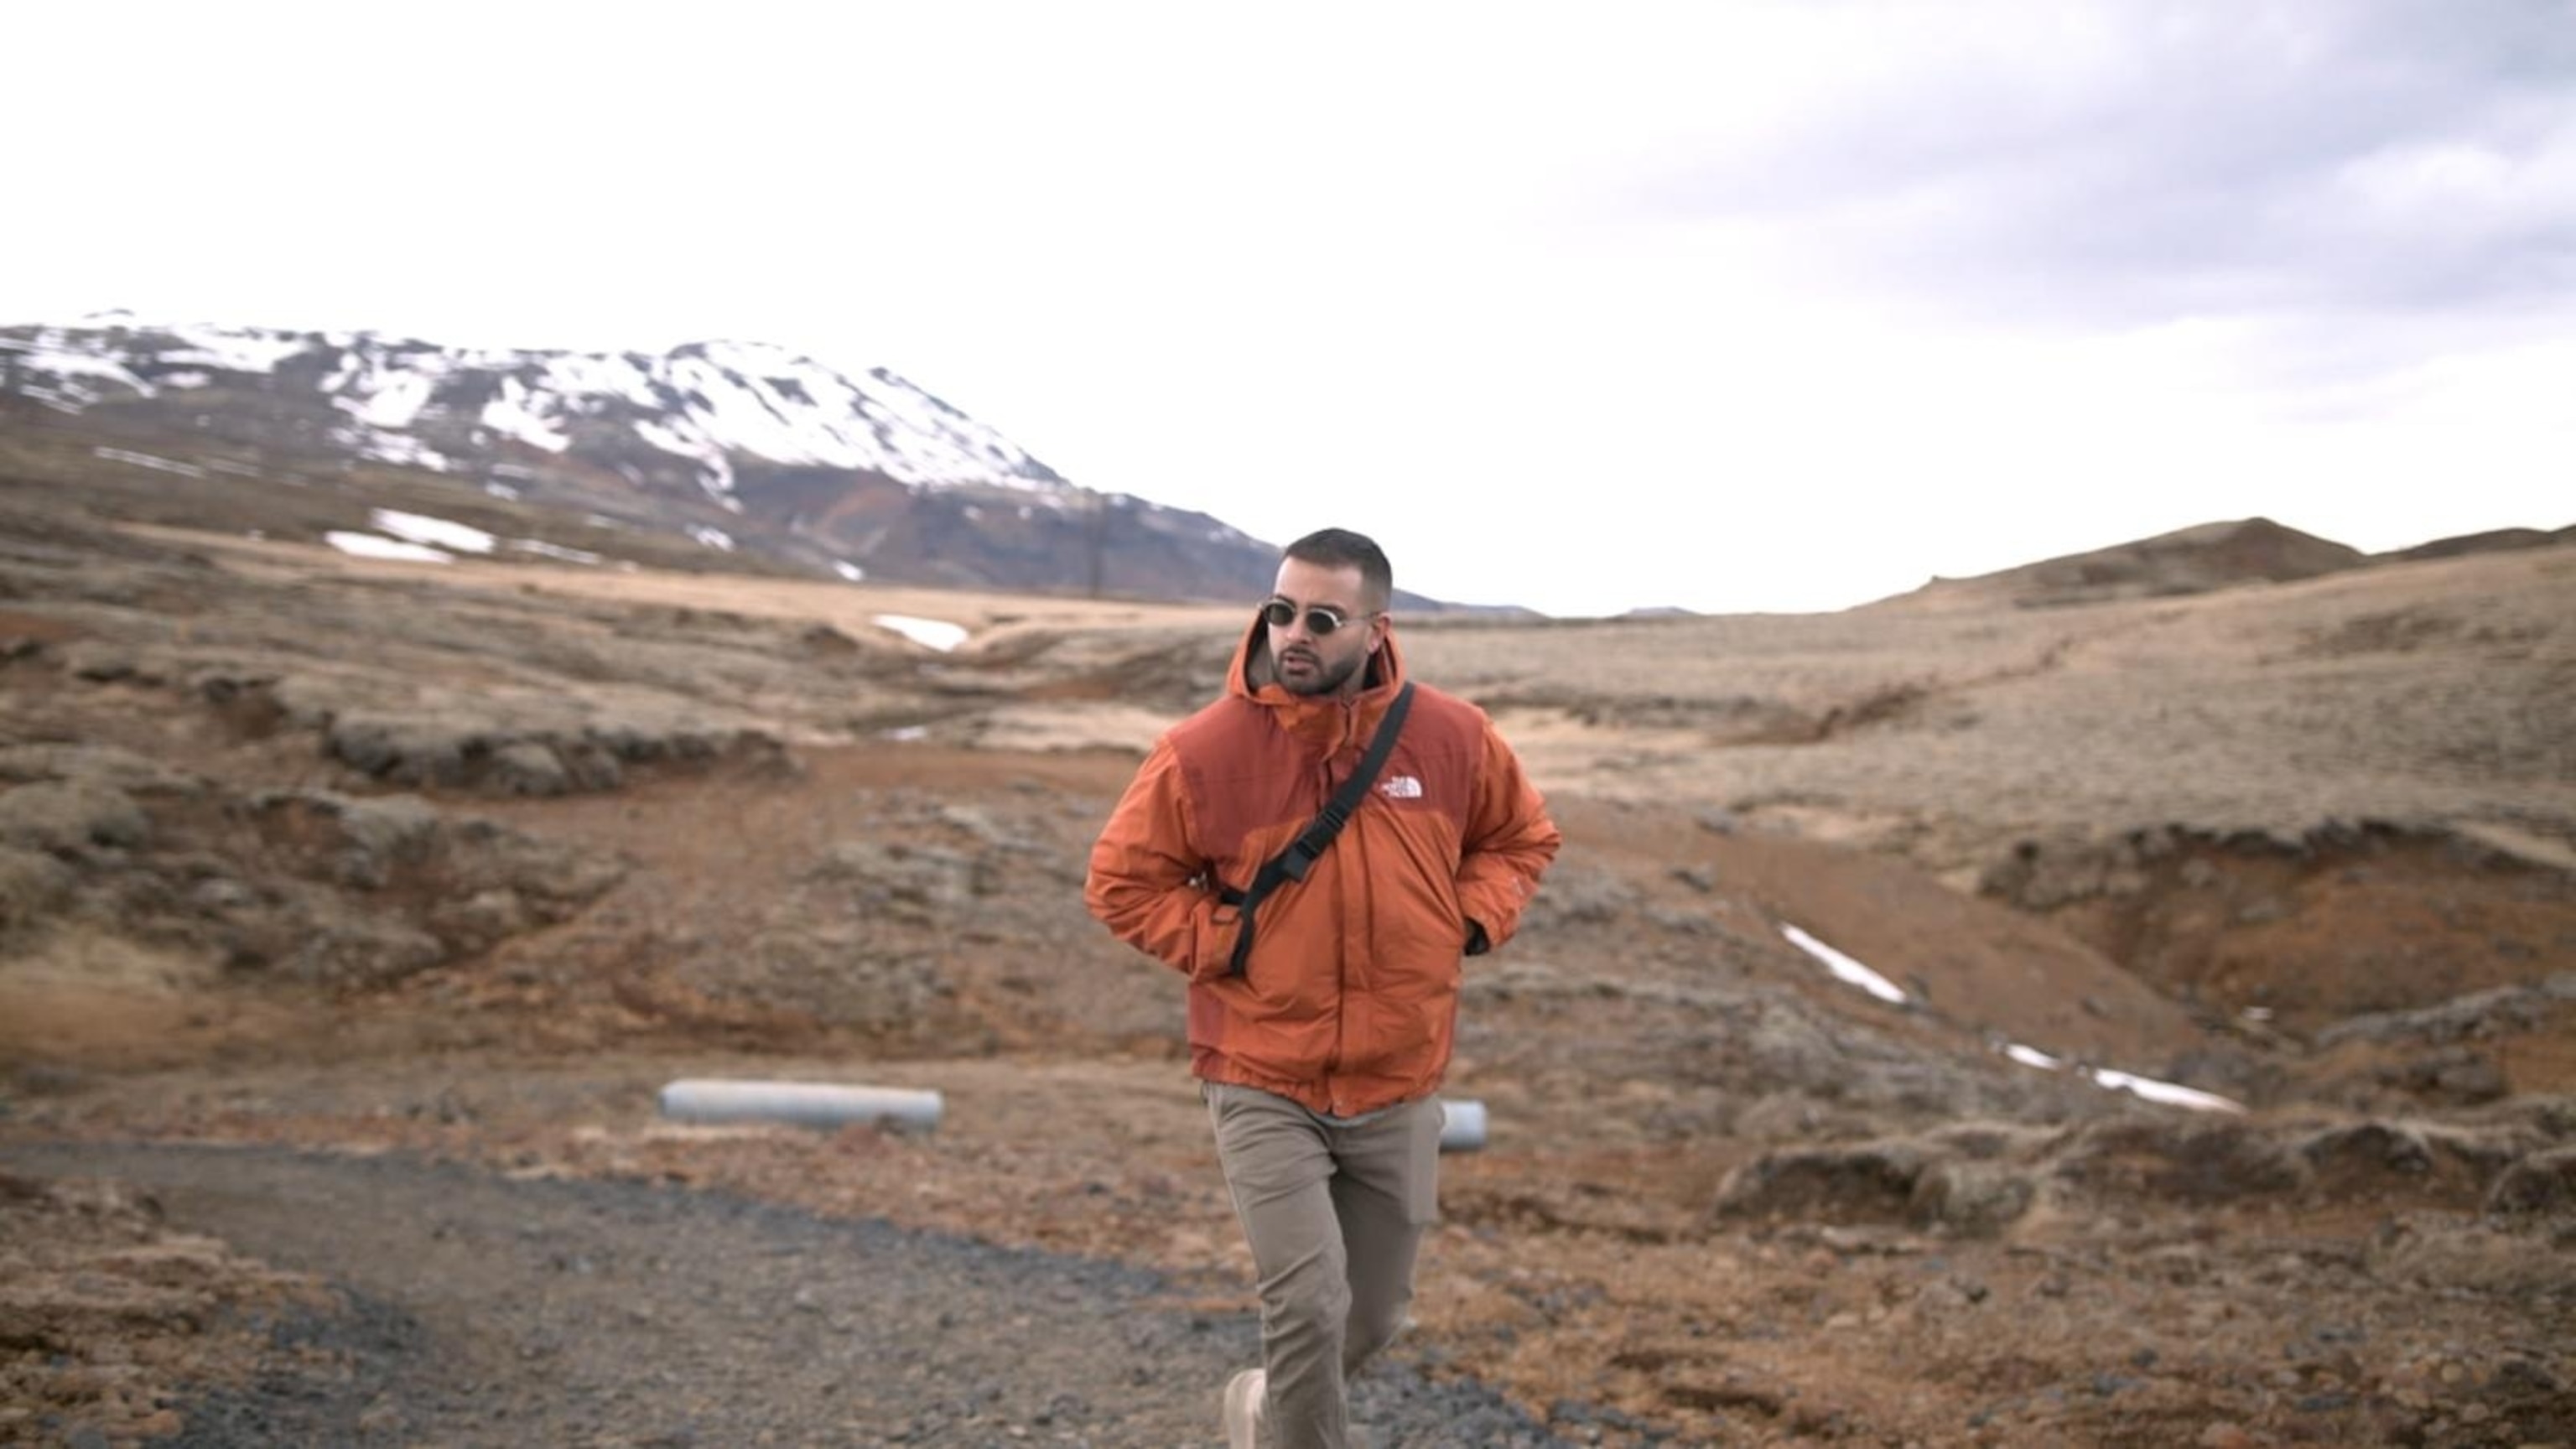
[1265,558,1384,698]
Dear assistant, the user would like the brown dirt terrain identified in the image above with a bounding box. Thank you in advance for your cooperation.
[2,482,2573,1446]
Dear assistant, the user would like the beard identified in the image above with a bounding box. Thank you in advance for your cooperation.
[1277,645,1366,698]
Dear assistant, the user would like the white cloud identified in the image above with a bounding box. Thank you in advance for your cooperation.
[6,2,2569,616]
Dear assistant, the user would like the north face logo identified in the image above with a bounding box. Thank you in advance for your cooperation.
[1379,775,1424,799]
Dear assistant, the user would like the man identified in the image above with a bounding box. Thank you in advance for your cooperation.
[1086,527,1560,1449]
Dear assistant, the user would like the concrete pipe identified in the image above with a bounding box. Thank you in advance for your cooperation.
[657,1079,943,1133]
[1438,1098,1488,1153]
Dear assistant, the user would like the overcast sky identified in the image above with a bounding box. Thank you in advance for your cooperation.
[11,2,2572,616]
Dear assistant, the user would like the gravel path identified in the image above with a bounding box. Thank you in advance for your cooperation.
[4,1143,1568,1448]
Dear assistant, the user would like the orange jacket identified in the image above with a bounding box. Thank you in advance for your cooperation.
[1086,616,1560,1116]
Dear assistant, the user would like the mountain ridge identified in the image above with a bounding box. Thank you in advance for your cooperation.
[0,314,1291,604]
[8,314,2566,617]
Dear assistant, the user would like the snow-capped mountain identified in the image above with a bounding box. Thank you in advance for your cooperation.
[0,314,1280,601]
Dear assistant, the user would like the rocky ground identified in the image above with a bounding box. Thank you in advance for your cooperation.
[2,481,2573,1446]
[3,1140,1558,1447]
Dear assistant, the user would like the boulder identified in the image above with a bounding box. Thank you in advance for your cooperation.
[489,741,573,797]
[0,780,149,854]
[0,844,74,930]
[1710,1140,1932,1225]
[1908,1159,2038,1236]
[2485,1146,2576,1221]
[2054,1117,2309,1204]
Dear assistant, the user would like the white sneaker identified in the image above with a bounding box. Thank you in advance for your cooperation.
[1223,1367,1265,1449]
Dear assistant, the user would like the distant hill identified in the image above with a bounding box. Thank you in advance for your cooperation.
[2382,524,2576,563]
[1870,518,2360,610]
[1872,515,2573,612]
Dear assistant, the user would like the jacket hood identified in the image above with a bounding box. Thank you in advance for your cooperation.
[1225,607,1409,734]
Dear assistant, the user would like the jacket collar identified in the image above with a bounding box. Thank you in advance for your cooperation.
[1226,609,1407,745]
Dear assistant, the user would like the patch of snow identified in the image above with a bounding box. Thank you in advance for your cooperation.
[833,561,865,583]
[3,342,154,399]
[485,481,522,501]
[592,342,1068,493]
[371,508,495,555]
[687,524,735,551]
[2003,1043,2064,1071]
[543,351,667,409]
[93,447,205,479]
[208,459,262,477]
[480,377,572,452]
[849,365,1062,491]
[633,419,736,498]
[325,531,453,564]
[162,324,314,372]
[353,430,453,471]
[2090,1068,2246,1115]
[873,614,968,652]
[344,367,437,428]
[511,538,605,564]
[1997,1041,2246,1114]
[1779,924,1908,1005]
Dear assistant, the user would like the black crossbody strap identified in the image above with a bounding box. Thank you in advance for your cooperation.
[1219,682,1415,978]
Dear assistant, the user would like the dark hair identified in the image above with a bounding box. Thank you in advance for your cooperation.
[1282,528,1393,610]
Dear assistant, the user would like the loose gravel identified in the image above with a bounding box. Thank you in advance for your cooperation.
[3,1143,1569,1448]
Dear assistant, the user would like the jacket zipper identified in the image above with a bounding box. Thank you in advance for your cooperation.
[1323,693,1362,1102]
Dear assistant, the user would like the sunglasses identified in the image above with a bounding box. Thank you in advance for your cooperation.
[1259,599,1379,636]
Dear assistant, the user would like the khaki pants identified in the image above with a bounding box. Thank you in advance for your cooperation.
[1204,1083,1443,1449]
